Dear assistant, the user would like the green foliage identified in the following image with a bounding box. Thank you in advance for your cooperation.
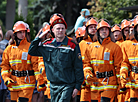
[28,0,89,32]
[0,0,7,35]
[88,0,138,26]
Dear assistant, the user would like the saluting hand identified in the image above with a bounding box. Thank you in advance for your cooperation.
[39,29,50,39]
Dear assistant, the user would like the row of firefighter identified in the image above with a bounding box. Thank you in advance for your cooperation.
[74,15,138,102]
[35,15,138,102]
[1,13,138,102]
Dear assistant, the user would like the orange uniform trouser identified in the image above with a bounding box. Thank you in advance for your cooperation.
[91,91,101,102]
[101,90,117,102]
[117,93,126,102]
[80,87,91,102]
[124,88,130,102]
[10,89,34,102]
[44,87,51,99]
[130,88,138,100]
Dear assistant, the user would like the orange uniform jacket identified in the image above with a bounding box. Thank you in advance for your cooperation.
[79,36,92,87]
[38,57,51,98]
[120,39,138,89]
[79,36,93,101]
[1,38,44,91]
[116,39,124,47]
[83,37,123,92]
[116,39,124,81]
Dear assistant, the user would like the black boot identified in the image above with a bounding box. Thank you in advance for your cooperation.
[18,97,29,102]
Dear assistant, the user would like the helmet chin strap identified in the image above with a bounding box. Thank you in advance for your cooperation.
[15,36,23,46]
[88,33,94,41]
[86,28,94,41]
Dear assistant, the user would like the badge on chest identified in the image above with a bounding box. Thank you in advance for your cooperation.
[104,52,110,61]
[22,52,28,60]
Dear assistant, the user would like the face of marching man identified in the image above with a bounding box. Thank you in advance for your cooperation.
[113,30,122,41]
[52,24,66,40]
[99,27,109,38]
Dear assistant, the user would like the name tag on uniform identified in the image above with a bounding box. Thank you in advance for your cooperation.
[22,52,28,60]
[104,52,110,61]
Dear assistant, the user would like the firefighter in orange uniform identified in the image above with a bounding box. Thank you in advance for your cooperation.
[111,25,126,102]
[79,18,100,102]
[38,24,51,102]
[120,16,138,102]
[111,25,123,46]
[38,57,51,102]
[119,19,131,102]
[121,19,130,41]
[83,20,123,102]
[0,21,46,102]
[129,20,135,41]
[74,26,86,102]
[75,26,86,43]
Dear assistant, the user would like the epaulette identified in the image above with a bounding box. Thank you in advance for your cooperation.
[67,39,76,50]
[42,38,54,45]
[70,39,77,45]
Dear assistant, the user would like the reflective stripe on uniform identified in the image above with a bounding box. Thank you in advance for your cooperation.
[128,57,138,61]
[82,56,84,61]
[83,67,92,72]
[38,62,44,67]
[9,60,22,64]
[120,66,128,71]
[91,85,117,91]
[126,82,135,88]
[9,60,31,64]
[34,71,40,76]
[90,60,113,64]
[27,60,31,64]
[43,44,74,51]
[1,70,9,75]
[116,74,120,78]
[8,84,35,90]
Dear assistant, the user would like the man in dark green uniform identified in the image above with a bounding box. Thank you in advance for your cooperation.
[28,14,84,102]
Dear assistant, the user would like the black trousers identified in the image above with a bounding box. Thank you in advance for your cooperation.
[0,89,7,102]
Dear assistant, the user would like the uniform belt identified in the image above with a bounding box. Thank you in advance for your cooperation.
[96,70,114,78]
[12,70,34,77]
[132,66,138,73]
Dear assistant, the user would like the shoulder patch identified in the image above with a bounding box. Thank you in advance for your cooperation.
[78,53,82,60]
[70,40,77,45]
[67,39,76,49]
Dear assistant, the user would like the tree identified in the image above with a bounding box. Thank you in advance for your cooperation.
[87,0,138,26]
[28,0,89,32]
[18,0,28,19]
[6,0,15,30]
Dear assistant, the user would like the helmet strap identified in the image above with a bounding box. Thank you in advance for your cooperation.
[15,35,23,46]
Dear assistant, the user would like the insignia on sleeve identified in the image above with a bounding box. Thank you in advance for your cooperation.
[40,68,43,74]
[78,53,82,60]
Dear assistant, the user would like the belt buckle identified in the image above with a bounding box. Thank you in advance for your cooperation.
[133,66,138,73]
[21,71,24,77]
[102,72,105,78]
[15,70,18,76]
[26,70,29,76]
[134,66,137,69]
[105,71,107,77]
[96,71,99,78]
[25,70,30,84]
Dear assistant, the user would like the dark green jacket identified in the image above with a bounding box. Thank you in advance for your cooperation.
[28,36,84,90]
